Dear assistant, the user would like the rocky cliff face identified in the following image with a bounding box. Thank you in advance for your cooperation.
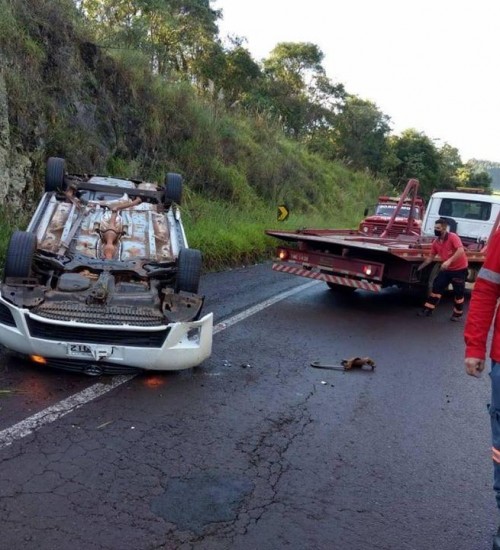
[0,66,33,210]
[0,0,155,213]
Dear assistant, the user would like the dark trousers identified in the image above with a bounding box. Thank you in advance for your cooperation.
[490,361,500,509]
[423,268,467,317]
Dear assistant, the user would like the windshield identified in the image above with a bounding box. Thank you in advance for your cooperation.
[374,204,420,218]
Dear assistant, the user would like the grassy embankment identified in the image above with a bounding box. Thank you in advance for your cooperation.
[0,93,383,272]
[0,0,385,272]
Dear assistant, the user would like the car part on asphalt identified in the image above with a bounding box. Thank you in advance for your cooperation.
[310,357,376,371]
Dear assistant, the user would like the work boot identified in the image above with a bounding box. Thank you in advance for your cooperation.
[417,308,432,317]
[493,525,500,550]
[450,314,462,322]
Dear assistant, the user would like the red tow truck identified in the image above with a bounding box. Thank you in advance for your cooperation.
[359,192,425,237]
[266,179,497,295]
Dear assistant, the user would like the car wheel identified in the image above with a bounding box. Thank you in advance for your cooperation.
[45,157,66,192]
[164,172,183,206]
[3,231,37,281]
[175,248,202,294]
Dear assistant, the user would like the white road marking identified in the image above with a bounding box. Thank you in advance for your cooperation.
[213,281,317,334]
[0,281,317,449]
[0,376,133,449]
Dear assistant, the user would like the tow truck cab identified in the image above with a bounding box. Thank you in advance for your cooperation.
[359,195,425,236]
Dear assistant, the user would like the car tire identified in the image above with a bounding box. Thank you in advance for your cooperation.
[164,173,183,206]
[175,248,202,294]
[3,231,37,280]
[45,157,66,192]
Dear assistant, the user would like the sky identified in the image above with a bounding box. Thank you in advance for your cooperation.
[213,0,500,163]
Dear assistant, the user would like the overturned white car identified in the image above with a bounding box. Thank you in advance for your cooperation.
[0,157,213,375]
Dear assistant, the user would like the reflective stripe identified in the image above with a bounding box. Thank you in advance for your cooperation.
[478,267,500,285]
[454,297,465,304]
[430,292,442,298]
[493,447,500,463]
[453,308,463,315]
[424,302,436,309]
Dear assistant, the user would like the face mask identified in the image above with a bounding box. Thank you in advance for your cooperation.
[434,229,442,237]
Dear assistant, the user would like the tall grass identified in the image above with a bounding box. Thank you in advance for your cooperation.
[182,185,382,271]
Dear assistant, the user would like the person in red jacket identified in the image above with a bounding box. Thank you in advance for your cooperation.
[465,229,500,550]
[417,218,468,320]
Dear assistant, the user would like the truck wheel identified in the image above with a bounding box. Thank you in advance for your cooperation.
[3,231,37,281]
[164,173,183,206]
[175,248,202,294]
[45,157,66,192]
[327,282,356,294]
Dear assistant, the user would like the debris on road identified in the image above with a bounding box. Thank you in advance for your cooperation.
[310,356,376,372]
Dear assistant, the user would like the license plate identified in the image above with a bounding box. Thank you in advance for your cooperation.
[67,343,93,357]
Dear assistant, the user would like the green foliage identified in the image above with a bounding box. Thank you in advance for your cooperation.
[79,0,221,79]
[217,45,262,104]
[384,130,442,198]
[106,157,141,179]
[183,183,380,271]
[264,42,325,90]
[437,143,462,190]
[2,0,477,275]
[456,162,492,192]
[257,42,344,137]
[330,95,391,173]
[468,159,500,191]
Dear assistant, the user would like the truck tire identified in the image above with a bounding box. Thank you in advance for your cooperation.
[327,282,356,294]
[164,173,183,206]
[175,248,202,294]
[45,157,66,192]
[3,231,37,281]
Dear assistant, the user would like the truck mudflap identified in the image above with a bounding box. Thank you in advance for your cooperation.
[272,263,382,292]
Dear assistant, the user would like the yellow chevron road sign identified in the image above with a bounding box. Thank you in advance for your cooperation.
[277,204,289,222]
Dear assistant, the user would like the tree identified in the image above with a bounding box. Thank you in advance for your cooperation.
[79,0,222,79]
[436,143,462,190]
[217,43,262,105]
[457,162,493,191]
[259,42,344,137]
[384,129,442,198]
[331,95,391,173]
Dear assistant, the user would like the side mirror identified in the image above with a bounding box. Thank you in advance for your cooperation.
[363,208,368,217]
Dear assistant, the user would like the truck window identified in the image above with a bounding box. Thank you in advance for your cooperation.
[438,199,491,221]
[375,205,420,218]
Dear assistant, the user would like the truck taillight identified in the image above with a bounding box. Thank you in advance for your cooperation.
[278,248,289,261]
[363,264,373,276]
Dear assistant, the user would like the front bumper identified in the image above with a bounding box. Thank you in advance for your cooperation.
[0,294,213,373]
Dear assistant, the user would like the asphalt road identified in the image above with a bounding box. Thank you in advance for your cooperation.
[0,262,494,550]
